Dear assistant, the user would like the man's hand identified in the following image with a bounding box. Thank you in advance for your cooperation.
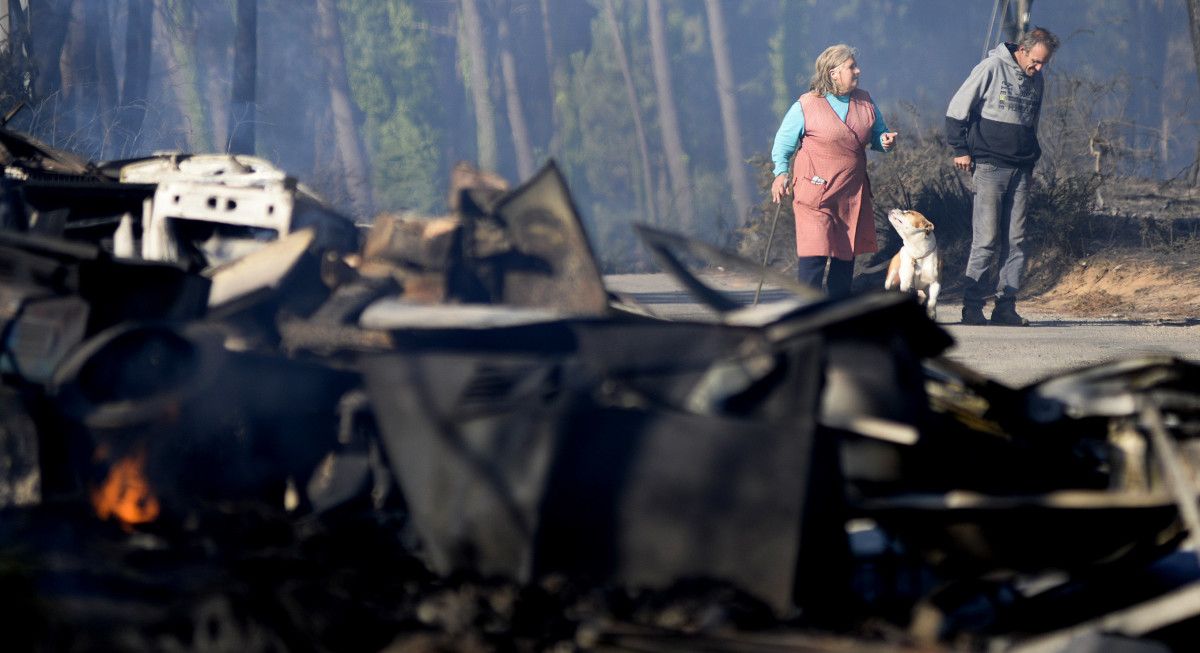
[954,154,973,171]
[770,174,791,203]
[881,131,898,150]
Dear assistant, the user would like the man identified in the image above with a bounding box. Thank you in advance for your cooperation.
[946,27,1059,326]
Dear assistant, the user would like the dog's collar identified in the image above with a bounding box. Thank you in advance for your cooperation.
[903,239,936,259]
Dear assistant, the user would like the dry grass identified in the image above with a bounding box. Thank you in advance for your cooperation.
[1025,248,1200,318]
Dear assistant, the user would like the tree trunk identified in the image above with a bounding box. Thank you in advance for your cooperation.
[229,0,256,154]
[57,0,89,139]
[433,3,466,183]
[1187,0,1200,184]
[52,0,116,156]
[459,0,498,173]
[497,6,533,180]
[156,1,214,152]
[4,0,26,63]
[1135,0,1168,175]
[197,5,231,154]
[538,0,562,156]
[114,0,152,155]
[85,0,118,131]
[703,0,752,225]
[603,0,656,226]
[29,0,70,103]
[770,2,807,117]
[315,0,374,219]
[645,0,695,230]
[0,3,8,53]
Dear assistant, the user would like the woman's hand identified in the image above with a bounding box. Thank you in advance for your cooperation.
[881,131,898,151]
[771,173,791,203]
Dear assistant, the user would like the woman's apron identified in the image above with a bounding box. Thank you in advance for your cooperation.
[791,89,878,260]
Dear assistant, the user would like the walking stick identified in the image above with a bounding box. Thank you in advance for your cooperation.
[753,179,787,306]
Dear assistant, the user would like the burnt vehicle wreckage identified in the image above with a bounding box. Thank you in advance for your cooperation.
[1,124,1199,652]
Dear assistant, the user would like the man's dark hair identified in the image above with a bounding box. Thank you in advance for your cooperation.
[1019,27,1060,54]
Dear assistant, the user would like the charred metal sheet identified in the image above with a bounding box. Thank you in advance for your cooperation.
[5,131,1200,650]
[78,257,211,333]
[1023,356,1200,422]
[358,320,576,580]
[567,318,794,420]
[345,161,606,312]
[0,231,209,383]
[1140,400,1200,558]
[590,621,941,653]
[303,389,395,515]
[633,223,823,312]
[0,128,155,243]
[538,326,845,616]
[537,401,839,618]
[358,309,848,616]
[622,225,1200,584]
[629,225,950,454]
[49,323,356,509]
[859,490,1180,573]
[852,357,1200,574]
[0,295,88,383]
[487,162,608,314]
[0,126,97,178]
[0,219,105,263]
[623,227,959,493]
[1003,581,1200,653]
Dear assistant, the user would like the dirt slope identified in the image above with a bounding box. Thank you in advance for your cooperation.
[1025,249,1200,319]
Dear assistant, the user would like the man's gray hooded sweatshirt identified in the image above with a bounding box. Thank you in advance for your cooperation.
[946,42,1044,170]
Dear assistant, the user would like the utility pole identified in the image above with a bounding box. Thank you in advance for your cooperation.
[1003,0,1034,42]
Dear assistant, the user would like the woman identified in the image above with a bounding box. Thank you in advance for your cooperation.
[770,44,897,299]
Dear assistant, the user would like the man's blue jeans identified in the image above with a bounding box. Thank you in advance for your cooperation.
[963,163,1030,309]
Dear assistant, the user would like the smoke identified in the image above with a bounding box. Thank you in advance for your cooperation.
[4,0,1196,269]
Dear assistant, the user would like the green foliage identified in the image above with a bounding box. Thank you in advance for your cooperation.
[2,0,1195,277]
[735,154,790,266]
[553,2,658,271]
[768,1,813,117]
[339,0,443,213]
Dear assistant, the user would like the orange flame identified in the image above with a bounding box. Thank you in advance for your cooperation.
[91,448,160,528]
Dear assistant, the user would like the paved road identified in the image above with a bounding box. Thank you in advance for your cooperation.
[606,273,1200,387]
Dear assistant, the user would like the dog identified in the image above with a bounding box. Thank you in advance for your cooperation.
[884,209,942,319]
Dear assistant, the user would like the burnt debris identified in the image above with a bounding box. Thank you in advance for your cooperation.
[1,125,1199,652]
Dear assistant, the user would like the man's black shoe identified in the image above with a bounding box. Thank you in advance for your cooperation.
[961,305,988,325]
[990,304,1030,326]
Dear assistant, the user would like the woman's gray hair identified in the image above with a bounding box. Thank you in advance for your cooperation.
[1018,26,1060,53]
[809,44,857,96]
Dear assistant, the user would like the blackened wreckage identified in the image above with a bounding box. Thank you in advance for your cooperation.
[1,126,1199,652]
